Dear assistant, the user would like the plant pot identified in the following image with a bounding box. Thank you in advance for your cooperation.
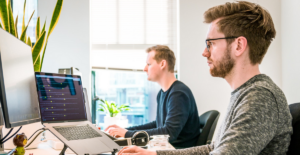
[104,115,121,129]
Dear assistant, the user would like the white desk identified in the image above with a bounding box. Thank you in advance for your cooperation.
[6,142,175,155]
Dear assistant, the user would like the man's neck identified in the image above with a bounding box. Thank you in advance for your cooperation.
[225,63,260,90]
[157,73,177,92]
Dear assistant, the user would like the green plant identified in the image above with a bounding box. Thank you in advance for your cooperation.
[97,99,130,117]
[0,0,63,72]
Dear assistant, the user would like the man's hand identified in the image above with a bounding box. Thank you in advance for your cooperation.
[104,124,128,138]
[118,146,157,155]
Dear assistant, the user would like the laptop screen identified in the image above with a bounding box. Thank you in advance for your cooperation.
[35,72,87,122]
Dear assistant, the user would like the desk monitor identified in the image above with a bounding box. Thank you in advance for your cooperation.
[0,28,40,128]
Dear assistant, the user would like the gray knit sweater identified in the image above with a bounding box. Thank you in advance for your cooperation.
[157,74,293,155]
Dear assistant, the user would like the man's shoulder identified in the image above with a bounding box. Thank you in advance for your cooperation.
[170,81,191,92]
[233,75,290,122]
[248,75,286,105]
[235,74,286,103]
[164,81,196,104]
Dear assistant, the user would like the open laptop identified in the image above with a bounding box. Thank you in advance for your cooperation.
[34,72,121,155]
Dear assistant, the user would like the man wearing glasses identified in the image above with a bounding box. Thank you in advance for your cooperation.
[118,1,293,155]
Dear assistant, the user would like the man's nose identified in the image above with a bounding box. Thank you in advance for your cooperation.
[202,48,210,57]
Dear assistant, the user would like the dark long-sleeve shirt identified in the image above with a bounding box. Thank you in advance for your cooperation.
[157,74,293,155]
[125,81,200,148]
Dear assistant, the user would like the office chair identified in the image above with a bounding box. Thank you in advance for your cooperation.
[196,110,220,146]
[287,102,300,155]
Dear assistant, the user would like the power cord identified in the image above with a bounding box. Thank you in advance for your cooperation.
[0,126,22,144]
[25,130,45,148]
[24,127,48,148]
[28,128,46,140]
[0,128,13,142]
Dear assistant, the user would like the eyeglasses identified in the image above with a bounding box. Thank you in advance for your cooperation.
[205,36,239,52]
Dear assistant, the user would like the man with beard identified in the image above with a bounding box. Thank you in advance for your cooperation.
[105,45,201,148]
[118,1,293,155]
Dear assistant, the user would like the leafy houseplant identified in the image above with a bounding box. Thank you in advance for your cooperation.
[0,0,63,72]
[97,99,130,117]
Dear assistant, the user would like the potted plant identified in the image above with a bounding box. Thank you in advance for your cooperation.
[97,99,130,128]
[0,0,63,72]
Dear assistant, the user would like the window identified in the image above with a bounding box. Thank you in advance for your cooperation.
[92,69,161,128]
[12,0,38,42]
[90,0,177,128]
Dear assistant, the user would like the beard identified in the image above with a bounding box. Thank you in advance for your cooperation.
[209,46,235,78]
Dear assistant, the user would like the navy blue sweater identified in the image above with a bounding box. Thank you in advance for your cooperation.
[125,81,200,148]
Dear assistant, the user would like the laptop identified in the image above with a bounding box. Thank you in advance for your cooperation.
[34,72,121,155]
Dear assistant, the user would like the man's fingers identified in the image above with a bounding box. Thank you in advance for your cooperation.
[107,127,114,133]
[108,128,117,134]
[104,124,118,131]
[108,129,120,137]
[118,146,137,154]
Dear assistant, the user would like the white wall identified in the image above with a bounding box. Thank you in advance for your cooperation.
[282,0,300,104]
[37,0,91,97]
[178,0,282,139]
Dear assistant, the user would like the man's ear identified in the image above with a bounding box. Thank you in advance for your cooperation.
[160,60,167,70]
[234,36,248,57]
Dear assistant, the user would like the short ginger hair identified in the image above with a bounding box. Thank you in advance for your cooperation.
[204,1,276,64]
[146,45,176,73]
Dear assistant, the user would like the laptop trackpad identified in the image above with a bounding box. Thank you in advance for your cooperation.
[69,138,112,154]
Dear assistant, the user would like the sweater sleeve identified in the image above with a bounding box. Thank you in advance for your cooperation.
[210,88,278,155]
[125,91,191,142]
[157,144,213,155]
[125,121,157,137]
[126,121,157,130]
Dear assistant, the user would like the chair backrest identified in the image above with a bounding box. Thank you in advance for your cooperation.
[287,102,300,155]
[196,110,220,146]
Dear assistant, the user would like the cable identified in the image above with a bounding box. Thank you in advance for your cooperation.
[28,128,45,140]
[25,130,45,148]
[0,128,14,142]
[25,128,47,148]
[1,126,22,144]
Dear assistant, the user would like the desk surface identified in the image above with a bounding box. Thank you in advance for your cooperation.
[7,142,175,155]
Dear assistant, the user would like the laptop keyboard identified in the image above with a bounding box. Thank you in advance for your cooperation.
[53,124,102,141]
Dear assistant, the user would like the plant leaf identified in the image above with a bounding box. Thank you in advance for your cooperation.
[47,0,63,38]
[99,104,108,113]
[22,0,26,34]
[0,21,2,28]
[20,10,35,42]
[34,56,41,72]
[32,31,46,67]
[106,101,114,116]
[36,17,40,40]
[97,108,104,112]
[7,0,15,35]
[14,14,18,38]
[40,0,63,71]
[26,36,31,47]
[41,19,46,33]
[20,25,28,42]
[0,0,9,32]
[39,42,48,71]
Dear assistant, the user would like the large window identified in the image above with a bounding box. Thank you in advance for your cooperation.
[90,0,177,128]
[92,69,160,128]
